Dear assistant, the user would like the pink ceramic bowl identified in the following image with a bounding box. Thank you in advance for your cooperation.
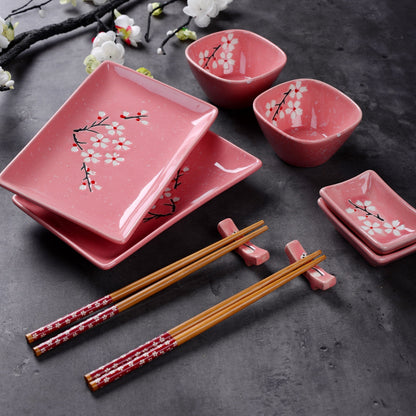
[185,29,287,108]
[253,79,362,167]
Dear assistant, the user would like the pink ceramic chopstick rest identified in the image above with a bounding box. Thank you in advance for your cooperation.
[217,218,270,266]
[284,240,336,290]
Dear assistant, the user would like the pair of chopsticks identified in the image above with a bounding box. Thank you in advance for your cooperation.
[26,220,268,356]
[85,250,325,391]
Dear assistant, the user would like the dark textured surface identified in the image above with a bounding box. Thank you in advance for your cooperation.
[1,1,415,415]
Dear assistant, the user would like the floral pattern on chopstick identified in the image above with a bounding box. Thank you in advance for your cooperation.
[346,199,411,237]
[265,81,308,125]
[143,166,190,222]
[199,33,239,74]
[70,110,149,192]
[26,294,114,343]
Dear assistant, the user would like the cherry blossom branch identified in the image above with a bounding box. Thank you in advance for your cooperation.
[81,162,93,192]
[172,168,184,189]
[202,44,221,69]
[73,116,110,134]
[272,88,292,120]
[0,0,143,67]
[120,114,148,120]
[143,198,178,222]
[5,0,53,20]
[157,15,192,55]
[72,133,87,151]
[144,0,180,42]
[348,199,384,221]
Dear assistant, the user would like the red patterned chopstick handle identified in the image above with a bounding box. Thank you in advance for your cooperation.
[88,337,177,391]
[33,305,119,356]
[26,295,114,343]
[85,332,174,382]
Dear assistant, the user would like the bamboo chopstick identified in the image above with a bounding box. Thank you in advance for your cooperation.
[32,224,268,356]
[86,252,326,391]
[26,220,265,344]
[84,250,322,382]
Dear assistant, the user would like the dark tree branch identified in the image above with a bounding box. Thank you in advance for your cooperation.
[144,0,180,42]
[158,15,192,55]
[0,0,144,67]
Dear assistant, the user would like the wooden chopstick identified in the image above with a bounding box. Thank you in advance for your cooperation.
[32,224,268,356]
[86,253,326,391]
[26,220,265,344]
[84,250,322,382]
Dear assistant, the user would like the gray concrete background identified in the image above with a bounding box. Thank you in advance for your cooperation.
[1,0,415,415]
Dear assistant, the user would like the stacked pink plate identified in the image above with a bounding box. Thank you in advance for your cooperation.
[0,62,262,269]
[319,170,416,266]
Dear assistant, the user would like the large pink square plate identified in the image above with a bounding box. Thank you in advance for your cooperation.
[0,62,218,244]
[319,170,416,254]
[11,131,262,269]
[317,197,416,266]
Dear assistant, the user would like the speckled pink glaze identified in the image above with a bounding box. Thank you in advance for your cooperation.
[11,131,262,269]
[318,197,416,267]
[319,170,416,254]
[0,61,217,244]
[253,79,362,167]
[185,29,287,108]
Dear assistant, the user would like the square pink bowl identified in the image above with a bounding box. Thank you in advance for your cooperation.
[253,79,362,167]
[185,29,287,108]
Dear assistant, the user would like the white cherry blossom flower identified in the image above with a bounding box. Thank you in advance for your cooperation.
[81,149,101,163]
[383,220,406,236]
[285,100,303,120]
[0,66,14,89]
[218,51,235,70]
[92,31,117,48]
[221,33,238,51]
[112,137,132,150]
[105,152,125,166]
[90,134,110,148]
[106,121,125,136]
[1,17,17,52]
[361,220,383,236]
[265,100,276,118]
[114,12,141,47]
[289,80,308,100]
[91,40,125,65]
[183,0,219,28]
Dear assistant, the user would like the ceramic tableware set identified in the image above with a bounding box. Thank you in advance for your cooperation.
[185,29,414,265]
[1,29,415,267]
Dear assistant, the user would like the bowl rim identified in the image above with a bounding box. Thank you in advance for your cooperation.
[253,78,363,144]
[185,29,287,85]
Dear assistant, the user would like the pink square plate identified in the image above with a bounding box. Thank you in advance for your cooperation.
[319,170,416,254]
[0,61,218,244]
[11,130,262,269]
[317,197,416,266]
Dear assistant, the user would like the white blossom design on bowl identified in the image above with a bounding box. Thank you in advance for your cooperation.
[198,32,239,75]
[264,80,308,126]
